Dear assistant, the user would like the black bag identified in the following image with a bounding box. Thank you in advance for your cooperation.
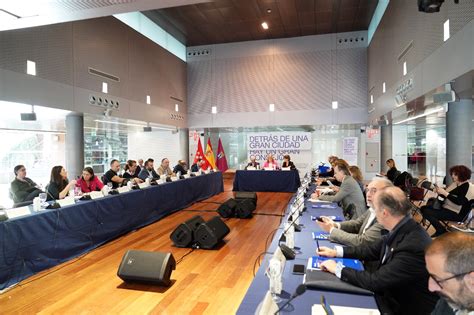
[426,197,443,210]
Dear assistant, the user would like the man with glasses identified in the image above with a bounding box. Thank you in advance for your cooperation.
[10,164,42,204]
[316,177,393,247]
[425,232,473,314]
[317,186,439,314]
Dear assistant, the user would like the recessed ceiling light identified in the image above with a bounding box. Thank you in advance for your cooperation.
[267,8,272,13]
[261,22,269,30]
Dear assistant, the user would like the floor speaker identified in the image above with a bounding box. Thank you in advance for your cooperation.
[234,191,257,205]
[217,198,238,218]
[170,215,205,247]
[235,199,256,218]
[117,250,176,286]
[195,216,230,249]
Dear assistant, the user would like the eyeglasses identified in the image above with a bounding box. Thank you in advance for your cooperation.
[429,271,472,289]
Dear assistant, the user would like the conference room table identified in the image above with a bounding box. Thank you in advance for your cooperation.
[0,171,223,291]
[237,185,378,314]
[233,170,301,193]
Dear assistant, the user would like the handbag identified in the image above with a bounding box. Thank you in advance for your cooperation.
[426,197,443,210]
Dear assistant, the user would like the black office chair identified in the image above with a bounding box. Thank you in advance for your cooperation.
[342,203,356,220]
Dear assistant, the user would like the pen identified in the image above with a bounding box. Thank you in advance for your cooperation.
[316,239,320,252]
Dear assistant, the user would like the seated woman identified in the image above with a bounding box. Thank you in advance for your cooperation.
[46,166,77,200]
[123,160,141,180]
[10,165,42,204]
[76,167,104,193]
[421,165,474,237]
[383,158,400,183]
[349,165,365,193]
[262,154,279,170]
[281,155,296,170]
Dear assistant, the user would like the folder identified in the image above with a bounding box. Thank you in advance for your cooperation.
[304,256,373,296]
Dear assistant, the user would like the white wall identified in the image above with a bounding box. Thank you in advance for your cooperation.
[127,130,183,166]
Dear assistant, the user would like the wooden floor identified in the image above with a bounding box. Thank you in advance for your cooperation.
[0,177,292,314]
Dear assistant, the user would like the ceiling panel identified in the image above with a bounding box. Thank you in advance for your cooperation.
[144,0,378,46]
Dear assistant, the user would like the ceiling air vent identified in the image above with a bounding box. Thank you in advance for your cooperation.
[88,67,120,82]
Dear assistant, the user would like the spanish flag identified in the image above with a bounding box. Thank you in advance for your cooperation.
[205,138,217,169]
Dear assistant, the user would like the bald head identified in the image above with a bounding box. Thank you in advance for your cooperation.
[374,186,411,217]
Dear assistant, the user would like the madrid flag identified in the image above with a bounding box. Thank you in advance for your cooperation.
[216,137,228,172]
[193,138,210,169]
[205,138,217,169]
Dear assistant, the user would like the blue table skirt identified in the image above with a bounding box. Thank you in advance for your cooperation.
[233,170,301,192]
[237,186,377,314]
[0,172,223,290]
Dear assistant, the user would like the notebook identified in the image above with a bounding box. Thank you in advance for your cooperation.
[308,256,364,271]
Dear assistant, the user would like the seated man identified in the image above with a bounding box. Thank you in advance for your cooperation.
[191,159,204,172]
[173,160,187,175]
[312,160,367,219]
[136,158,144,175]
[10,165,42,204]
[425,232,473,315]
[318,187,439,315]
[317,177,393,247]
[138,158,160,181]
[245,155,260,169]
[103,159,138,189]
[157,158,174,176]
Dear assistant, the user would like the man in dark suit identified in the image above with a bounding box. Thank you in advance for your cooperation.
[138,158,159,181]
[318,186,439,315]
[425,232,474,315]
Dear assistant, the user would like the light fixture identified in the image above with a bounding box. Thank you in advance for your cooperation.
[175,104,179,112]
[443,19,450,41]
[332,101,338,109]
[394,107,445,125]
[382,82,386,93]
[146,95,151,104]
[102,82,108,94]
[269,103,275,112]
[418,0,445,13]
[261,22,269,30]
[370,95,374,104]
[26,60,36,76]
[403,62,407,76]
[211,106,217,114]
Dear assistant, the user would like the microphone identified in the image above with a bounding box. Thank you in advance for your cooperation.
[42,188,61,209]
[274,284,307,314]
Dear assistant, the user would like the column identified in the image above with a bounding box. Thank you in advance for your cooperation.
[380,125,393,171]
[65,112,84,178]
[446,99,473,184]
[179,128,189,163]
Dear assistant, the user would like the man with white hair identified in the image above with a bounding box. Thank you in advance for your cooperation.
[316,177,393,247]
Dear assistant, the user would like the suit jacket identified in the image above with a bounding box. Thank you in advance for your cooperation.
[341,218,438,315]
[138,168,159,181]
[430,298,456,315]
[245,161,260,169]
[329,208,384,247]
[281,161,296,169]
[318,176,367,219]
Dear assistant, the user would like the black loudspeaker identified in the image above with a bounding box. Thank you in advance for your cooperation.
[117,250,176,286]
[234,191,257,205]
[217,198,238,218]
[170,215,205,247]
[235,199,256,218]
[195,216,230,249]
